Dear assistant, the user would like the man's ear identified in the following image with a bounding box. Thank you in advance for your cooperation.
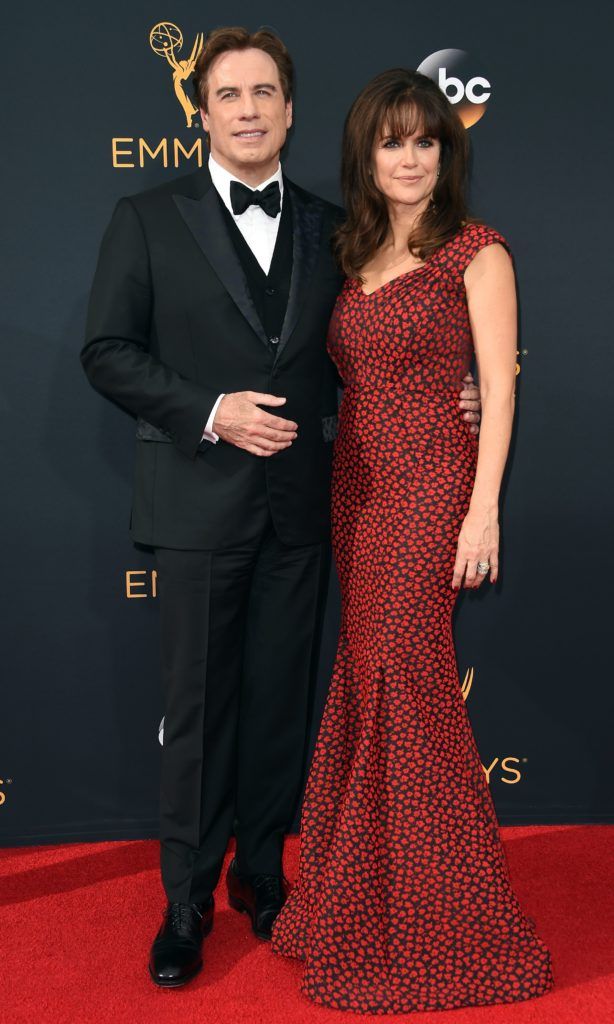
[285,99,293,130]
[200,106,209,133]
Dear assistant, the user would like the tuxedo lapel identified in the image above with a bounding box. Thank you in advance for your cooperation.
[173,181,270,349]
[276,178,324,358]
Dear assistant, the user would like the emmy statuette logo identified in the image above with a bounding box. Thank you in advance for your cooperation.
[461,665,474,701]
[149,22,204,127]
[112,22,206,169]
[417,49,491,128]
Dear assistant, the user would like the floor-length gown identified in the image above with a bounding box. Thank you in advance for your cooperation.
[271,222,554,1013]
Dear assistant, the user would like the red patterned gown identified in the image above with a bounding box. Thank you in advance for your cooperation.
[271,223,554,1013]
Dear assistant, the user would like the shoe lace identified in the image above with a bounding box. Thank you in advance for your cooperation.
[167,902,202,933]
[252,874,283,902]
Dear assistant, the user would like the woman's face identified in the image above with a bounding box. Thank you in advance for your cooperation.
[372,119,441,211]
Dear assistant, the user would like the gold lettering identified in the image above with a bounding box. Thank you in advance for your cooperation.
[112,138,135,168]
[500,756,522,784]
[173,137,203,167]
[112,138,204,170]
[482,757,499,784]
[125,570,158,598]
[126,570,147,598]
[139,138,169,167]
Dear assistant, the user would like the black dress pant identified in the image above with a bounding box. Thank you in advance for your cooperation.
[155,513,330,904]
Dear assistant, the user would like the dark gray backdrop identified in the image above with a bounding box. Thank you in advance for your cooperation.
[1,0,612,843]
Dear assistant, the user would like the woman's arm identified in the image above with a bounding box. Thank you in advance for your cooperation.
[451,243,517,589]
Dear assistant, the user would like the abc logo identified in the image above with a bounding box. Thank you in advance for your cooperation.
[417,49,491,128]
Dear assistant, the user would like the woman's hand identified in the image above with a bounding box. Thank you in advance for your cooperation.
[452,507,499,589]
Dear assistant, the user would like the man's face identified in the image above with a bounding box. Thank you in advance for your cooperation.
[200,48,292,184]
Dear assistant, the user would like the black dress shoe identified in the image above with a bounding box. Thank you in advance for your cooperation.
[149,897,214,987]
[226,858,287,940]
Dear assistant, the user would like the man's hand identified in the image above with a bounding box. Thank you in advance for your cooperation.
[213,391,298,456]
[459,372,481,435]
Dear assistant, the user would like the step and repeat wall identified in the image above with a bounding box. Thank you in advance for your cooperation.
[2,0,611,843]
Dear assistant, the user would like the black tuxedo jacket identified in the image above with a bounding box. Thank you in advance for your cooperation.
[81,167,344,548]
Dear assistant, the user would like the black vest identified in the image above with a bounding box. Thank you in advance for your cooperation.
[218,192,293,351]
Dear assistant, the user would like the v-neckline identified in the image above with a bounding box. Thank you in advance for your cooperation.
[356,227,467,297]
[358,260,431,297]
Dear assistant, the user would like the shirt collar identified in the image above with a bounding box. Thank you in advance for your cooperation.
[208,154,284,216]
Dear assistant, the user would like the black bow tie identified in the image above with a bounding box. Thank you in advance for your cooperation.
[230,179,281,218]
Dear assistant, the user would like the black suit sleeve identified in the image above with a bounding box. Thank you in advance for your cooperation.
[326,204,346,393]
[81,198,219,459]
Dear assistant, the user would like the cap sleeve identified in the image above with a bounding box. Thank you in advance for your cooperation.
[439,222,512,285]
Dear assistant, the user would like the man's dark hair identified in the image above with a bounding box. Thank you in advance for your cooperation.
[193,26,294,111]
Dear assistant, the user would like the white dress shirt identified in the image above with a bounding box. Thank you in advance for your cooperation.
[202,155,285,443]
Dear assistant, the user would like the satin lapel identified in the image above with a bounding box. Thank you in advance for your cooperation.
[276,179,324,358]
[173,187,269,349]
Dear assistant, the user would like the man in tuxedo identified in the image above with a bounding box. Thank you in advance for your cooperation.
[81,27,481,987]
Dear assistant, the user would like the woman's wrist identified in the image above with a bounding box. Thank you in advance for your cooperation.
[468,497,499,516]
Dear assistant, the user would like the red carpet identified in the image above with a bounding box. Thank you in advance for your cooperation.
[0,826,612,1023]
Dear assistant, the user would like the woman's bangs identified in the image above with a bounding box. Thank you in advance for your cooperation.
[379,96,442,142]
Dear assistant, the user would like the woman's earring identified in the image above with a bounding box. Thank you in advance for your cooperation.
[436,165,441,177]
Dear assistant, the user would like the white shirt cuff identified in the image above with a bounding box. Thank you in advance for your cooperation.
[202,393,225,444]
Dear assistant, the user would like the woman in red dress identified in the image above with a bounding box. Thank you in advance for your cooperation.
[271,69,554,1013]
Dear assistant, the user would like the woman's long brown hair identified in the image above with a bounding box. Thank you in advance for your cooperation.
[334,69,474,280]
